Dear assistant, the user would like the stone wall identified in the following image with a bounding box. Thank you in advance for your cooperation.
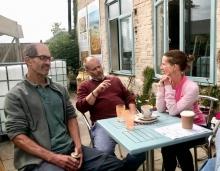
[77,0,220,93]
[77,0,151,94]
[132,0,154,94]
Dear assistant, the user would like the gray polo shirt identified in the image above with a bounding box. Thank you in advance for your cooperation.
[36,85,73,153]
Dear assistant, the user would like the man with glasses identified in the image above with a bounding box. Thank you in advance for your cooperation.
[4,43,130,171]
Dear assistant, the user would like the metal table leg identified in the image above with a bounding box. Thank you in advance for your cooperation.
[146,150,154,171]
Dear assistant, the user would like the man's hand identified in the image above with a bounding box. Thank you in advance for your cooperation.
[93,80,111,96]
[72,147,83,169]
[50,153,80,171]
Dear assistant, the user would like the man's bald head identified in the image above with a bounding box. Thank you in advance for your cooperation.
[83,56,104,81]
[84,56,101,70]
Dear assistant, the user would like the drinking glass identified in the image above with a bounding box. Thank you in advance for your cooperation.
[116,104,125,122]
[124,110,135,130]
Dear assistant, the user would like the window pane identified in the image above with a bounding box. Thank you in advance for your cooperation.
[109,19,119,71]
[109,2,119,19]
[120,17,132,71]
[169,0,179,50]
[121,0,132,15]
[185,0,211,77]
[155,3,164,74]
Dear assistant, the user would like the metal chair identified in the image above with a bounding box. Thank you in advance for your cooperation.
[193,95,219,171]
[79,112,124,158]
[207,119,220,158]
[198,95,219,128]
[80,111,146,171]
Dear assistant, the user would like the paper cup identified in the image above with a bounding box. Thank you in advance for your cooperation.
[71,152,81,159]
[180,111,195,129]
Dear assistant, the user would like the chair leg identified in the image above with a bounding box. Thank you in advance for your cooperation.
[194,147,198,171]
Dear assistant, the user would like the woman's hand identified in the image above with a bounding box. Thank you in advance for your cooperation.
[159,75,171,86]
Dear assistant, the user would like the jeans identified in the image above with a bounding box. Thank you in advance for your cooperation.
[24,146,124,171]
[199,158,216,171]
[91,122,145,171]
[92,123,116,155]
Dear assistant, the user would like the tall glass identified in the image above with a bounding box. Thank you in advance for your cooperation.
[124,110,135,130]
[116,104,125,122]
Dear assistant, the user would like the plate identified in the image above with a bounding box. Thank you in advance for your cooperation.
[139,116,157,121]
[134,116,158,124]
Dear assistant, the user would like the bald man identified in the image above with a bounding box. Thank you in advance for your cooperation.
[76,56,145,170]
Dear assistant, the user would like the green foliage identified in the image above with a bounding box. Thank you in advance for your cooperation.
[136,67,155,110]
[199,85,220,111]
[142,67,155,99]
[51,22,66,35]
[47,23,79,91]
[48,31,79,73]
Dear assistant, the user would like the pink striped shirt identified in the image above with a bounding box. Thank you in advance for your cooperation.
[156,76,206,125]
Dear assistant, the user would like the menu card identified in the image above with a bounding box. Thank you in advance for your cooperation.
[154,123,210,139]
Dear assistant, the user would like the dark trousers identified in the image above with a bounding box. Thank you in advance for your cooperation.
[162,143,194,171]
[24,146,145,171]
[161,138,206,171]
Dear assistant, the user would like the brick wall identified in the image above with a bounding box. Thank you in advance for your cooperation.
[77,0,220,93]
[77,0,154,95]
[132,0,153,94]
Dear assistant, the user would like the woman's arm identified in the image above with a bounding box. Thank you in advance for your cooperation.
[164,83,199,115]
[156,85,166,112]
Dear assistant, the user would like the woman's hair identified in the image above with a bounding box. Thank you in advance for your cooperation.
[164,49,194,72]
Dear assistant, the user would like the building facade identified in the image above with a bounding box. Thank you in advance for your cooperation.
[77,0,220,95]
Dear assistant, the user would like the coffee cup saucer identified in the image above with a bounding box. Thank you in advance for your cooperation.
[135,115,158,124]
[139,116,157,121]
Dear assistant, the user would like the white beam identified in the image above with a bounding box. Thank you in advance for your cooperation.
[0,15,23,38]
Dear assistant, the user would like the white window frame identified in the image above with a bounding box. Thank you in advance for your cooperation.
[105,0,135,75]
[153,0,217,84]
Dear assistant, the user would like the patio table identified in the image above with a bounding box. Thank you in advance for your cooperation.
[97,111,212,171]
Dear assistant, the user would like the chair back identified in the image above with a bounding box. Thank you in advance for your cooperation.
[198,95,219,128]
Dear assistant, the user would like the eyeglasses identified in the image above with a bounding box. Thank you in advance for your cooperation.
[28,55,54,61]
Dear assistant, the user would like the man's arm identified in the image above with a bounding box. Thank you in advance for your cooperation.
[76,80,111,112]
[67,117,83,169]
[128,103,137,114]
[12,134,78,170]
[117,77,137,113]
[86,80,111,105]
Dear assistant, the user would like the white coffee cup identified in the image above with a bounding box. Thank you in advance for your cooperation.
[180,111,195,129]
[143,109,152,118]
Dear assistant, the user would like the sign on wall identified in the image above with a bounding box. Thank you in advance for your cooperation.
[88,0,101,55]
[77,0,101,62]
[78,7,89,61]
